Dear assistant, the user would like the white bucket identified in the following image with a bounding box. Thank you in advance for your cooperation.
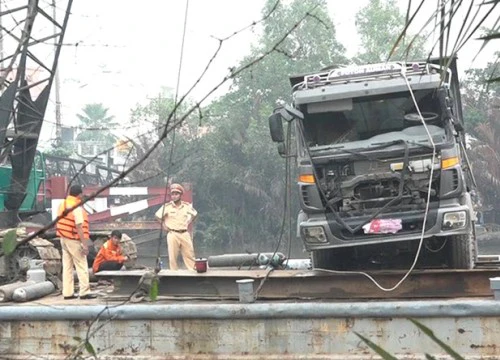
[236,279,255,303]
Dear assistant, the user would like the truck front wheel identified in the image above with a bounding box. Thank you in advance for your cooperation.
[448,233,475,269]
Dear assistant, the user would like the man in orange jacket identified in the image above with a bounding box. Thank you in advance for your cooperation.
[56,184,96,300]
[93,230,129,273]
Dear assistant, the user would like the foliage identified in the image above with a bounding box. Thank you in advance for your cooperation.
[84,340,97,358]
[357,318,466,360]
[468,107,500,220]
[462,56,500,220]
[149,276,159,301]
[397,1,499,79]
[354,0,427,63]
[44,143,74,157]
[1,229,17,256]
[461,57,500,132]
[127,94,200,187]
[189,0,347,253]
[67,335,97,359]
[126,0,347,255]
[354,331,398,360]
[75,103,117,148]
[409,319,465,360]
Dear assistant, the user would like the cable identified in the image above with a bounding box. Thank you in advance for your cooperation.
[255,120,294,298]
[9,106,202,195]
[270,121,292,260]
[298,119,410,235]
[241,121,292,273]
[286,129,293,266]
[425,238,448,253]
[0,98,188,157]
[252,118,291,274]
[154,0,189,273]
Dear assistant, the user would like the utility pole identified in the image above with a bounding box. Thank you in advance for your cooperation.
[52,0,62,145]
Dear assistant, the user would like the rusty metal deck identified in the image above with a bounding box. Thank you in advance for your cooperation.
[97,268,500,300]
[2,299,500,359]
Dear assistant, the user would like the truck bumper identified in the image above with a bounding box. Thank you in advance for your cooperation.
[299,203,473,251]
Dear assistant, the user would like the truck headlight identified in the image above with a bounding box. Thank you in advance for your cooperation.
[302,226,327,243]
[442,211,467,230]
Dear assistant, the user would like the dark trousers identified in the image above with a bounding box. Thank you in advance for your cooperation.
[97,261,123,272]
[87,245,97,268]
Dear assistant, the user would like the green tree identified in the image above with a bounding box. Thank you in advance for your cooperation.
[124,0,347,256]
[469,105,500,223]
[127,94,201,187]
[462,56,500,222]
[186,0,347,254]
[242,0,348,99]
[355,0,427,63]
[75,103,116,148]
[461,57,500,132]
[44,143,74,157]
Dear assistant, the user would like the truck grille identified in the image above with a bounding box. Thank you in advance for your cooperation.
[301,186,312,206]
[451,169,459,190]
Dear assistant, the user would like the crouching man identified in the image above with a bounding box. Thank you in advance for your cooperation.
[92,230,129,273]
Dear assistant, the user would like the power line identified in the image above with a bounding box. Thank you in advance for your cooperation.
[154,0,190,273]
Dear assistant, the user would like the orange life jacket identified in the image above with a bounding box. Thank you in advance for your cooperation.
[56,195,89,240]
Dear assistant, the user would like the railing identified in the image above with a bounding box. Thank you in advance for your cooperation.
[292,61,447,92]
[44,154,124,187]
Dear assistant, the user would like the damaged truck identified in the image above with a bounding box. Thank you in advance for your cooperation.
[268,58,477,270]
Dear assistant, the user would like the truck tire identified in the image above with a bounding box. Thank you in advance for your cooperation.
[448,233,474,269]
[471,222,478,265]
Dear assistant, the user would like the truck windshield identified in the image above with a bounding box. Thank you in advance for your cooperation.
[300,88,442,147]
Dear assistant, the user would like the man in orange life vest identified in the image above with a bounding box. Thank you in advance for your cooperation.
[155,183,198,270]
[56,184,96,300]
[92,230,129,273]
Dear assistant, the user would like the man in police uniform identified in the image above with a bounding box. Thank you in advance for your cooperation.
[155,183,197,270]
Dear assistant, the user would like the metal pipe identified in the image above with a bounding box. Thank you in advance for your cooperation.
[208,253,285,267]
[12,281,55,302]
[0,281,35,302]
[1,300,500,321]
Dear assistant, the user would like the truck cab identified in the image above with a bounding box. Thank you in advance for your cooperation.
[269,59,477,270]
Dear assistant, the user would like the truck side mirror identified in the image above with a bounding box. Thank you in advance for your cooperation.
[268,113,285,143]
[277,142,287,157]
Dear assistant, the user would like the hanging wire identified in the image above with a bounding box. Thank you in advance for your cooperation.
[255,120,293,299]
[154,0,190,273]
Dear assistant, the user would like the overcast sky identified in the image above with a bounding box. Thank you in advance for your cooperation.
[9,0,494,148]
